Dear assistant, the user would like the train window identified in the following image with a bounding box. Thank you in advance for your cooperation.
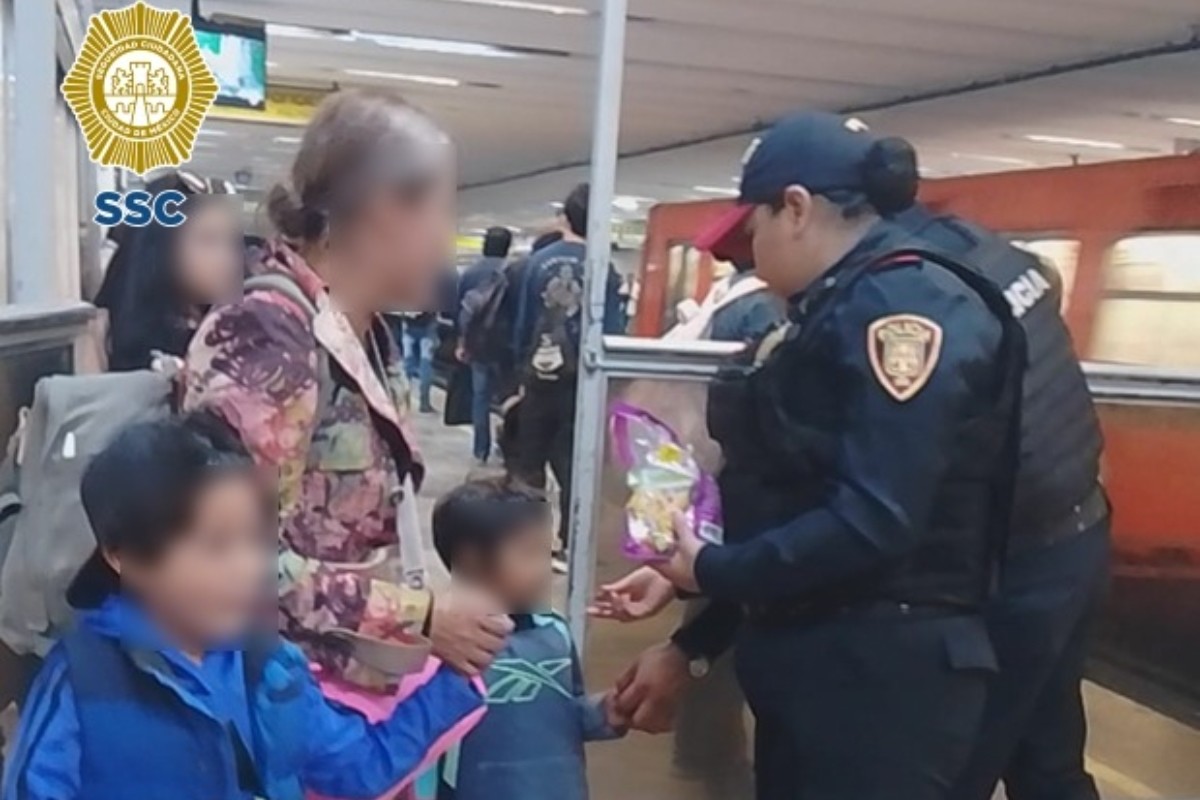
[662,243,735,331]
[1090,233,1200,369]
[1011,238,1079,313]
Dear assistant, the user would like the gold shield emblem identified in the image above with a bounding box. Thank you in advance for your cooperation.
[60,2,219,175]
[867,314,943,402]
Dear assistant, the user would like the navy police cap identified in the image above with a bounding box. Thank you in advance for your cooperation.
[695,111,879,263]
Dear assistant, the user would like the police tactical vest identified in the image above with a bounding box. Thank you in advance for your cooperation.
[903,213,1103,541]
[708,228,1024,610]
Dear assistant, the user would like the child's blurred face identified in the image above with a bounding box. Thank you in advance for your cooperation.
[461,521,554,613]
[118,474,272,646]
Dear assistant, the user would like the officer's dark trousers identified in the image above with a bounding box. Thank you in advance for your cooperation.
[736,609,993,800]
[509,378,576,549]
[951,520,1110,800]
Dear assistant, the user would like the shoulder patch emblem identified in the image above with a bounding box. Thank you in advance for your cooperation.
[867,314,943,402]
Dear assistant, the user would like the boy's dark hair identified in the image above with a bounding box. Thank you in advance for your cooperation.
[68,412,260,608]
[563,183,589,238]
[432,478,550,569]
[482,226,513,258]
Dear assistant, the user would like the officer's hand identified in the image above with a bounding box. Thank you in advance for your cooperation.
[429,585,514,677]
[588,567,677,622]
[613,641,690,734]
[650,512,706,594]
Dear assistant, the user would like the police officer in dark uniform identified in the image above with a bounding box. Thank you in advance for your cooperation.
[647,111,1026,800]
[893,207,1110,800]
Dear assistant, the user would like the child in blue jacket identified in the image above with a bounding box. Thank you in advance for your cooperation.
[4,414,483,800]
[429,478,625,800]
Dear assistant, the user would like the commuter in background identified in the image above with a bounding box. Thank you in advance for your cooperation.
[94,171,241,372]
[495,230,564,463]
[184,89,511,730]
[3,414,482,800]
[457,227,513,465]
[429,478,624,800]
[510,184,622,570]
[399,308,440,414]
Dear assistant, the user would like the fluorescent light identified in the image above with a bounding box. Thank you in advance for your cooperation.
[197,129,227,137]
[951,152,1036,167]
[344,69,461,87]
[1022,134,1125,151]
[693,185,739,196]
[354,31,518,58]
[272,136,303,145]
[266,60,279,68]
[443,0,588,14]
[612,195,655,211]
[266,23,520,59]
[1166,116,1200,128]
[266,23,348,42]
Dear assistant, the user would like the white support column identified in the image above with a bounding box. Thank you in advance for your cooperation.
[9,0,59,304]
[566,0,629,648]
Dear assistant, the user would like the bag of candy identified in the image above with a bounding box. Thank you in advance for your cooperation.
[608,402,723,562]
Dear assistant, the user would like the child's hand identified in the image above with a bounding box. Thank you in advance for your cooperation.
[602,690,630,734]
[588,567,677,623]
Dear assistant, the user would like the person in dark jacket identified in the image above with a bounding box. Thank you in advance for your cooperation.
[3,414,483,800]
[509,185,622,569]
[431,478,624,800]
[95,171,242,372]
[615,112,1025,800]
[458,227,513,464]
[895,207,1110,800]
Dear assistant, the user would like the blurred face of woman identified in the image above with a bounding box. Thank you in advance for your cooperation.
[175,200,242,306]
[336,168,456,311]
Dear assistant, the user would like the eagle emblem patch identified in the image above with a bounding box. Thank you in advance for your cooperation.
[867,315,943,402]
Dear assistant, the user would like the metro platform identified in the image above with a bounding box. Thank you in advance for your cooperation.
[410,397,1200,800]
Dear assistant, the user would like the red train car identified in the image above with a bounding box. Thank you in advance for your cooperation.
[635,154,1200,701]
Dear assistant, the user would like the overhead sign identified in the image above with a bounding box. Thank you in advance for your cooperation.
[61,1,218,174]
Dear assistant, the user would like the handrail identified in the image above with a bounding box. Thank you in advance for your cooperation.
[598,335,742,379]
[1083,361,1200,403]
[596,339,1200,401]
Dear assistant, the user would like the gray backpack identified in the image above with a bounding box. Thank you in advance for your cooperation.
[0,369,174,656]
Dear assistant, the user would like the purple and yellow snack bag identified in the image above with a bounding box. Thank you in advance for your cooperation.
[609,402,723,562]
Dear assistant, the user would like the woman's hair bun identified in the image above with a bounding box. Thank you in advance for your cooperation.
[265,183,326,241]
[861,137,919,216]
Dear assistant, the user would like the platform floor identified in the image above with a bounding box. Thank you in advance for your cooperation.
[412,398,1200,799]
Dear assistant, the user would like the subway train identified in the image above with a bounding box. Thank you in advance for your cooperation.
[633,153,1200,712]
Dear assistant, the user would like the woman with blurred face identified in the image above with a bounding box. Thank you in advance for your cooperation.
[95,171,241,371]
[182,90,508,765]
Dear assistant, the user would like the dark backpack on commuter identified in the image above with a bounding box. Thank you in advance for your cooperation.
[461,270,512,365]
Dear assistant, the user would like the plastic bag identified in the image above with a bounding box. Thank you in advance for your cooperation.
[609,402,723,561]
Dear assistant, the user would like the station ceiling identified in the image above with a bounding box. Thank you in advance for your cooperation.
[101,0,1200,231]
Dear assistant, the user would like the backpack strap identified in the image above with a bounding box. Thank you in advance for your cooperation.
[245,273,318,321]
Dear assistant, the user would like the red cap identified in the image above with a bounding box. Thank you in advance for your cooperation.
[694,204,754,266]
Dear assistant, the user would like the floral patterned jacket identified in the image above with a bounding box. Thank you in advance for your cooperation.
[183,242,431,686]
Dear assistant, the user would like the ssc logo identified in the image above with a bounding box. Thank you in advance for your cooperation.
[60,2,218,175]
[93,190,188,228]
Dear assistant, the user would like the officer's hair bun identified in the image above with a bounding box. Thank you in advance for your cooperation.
[862,137,919,216]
